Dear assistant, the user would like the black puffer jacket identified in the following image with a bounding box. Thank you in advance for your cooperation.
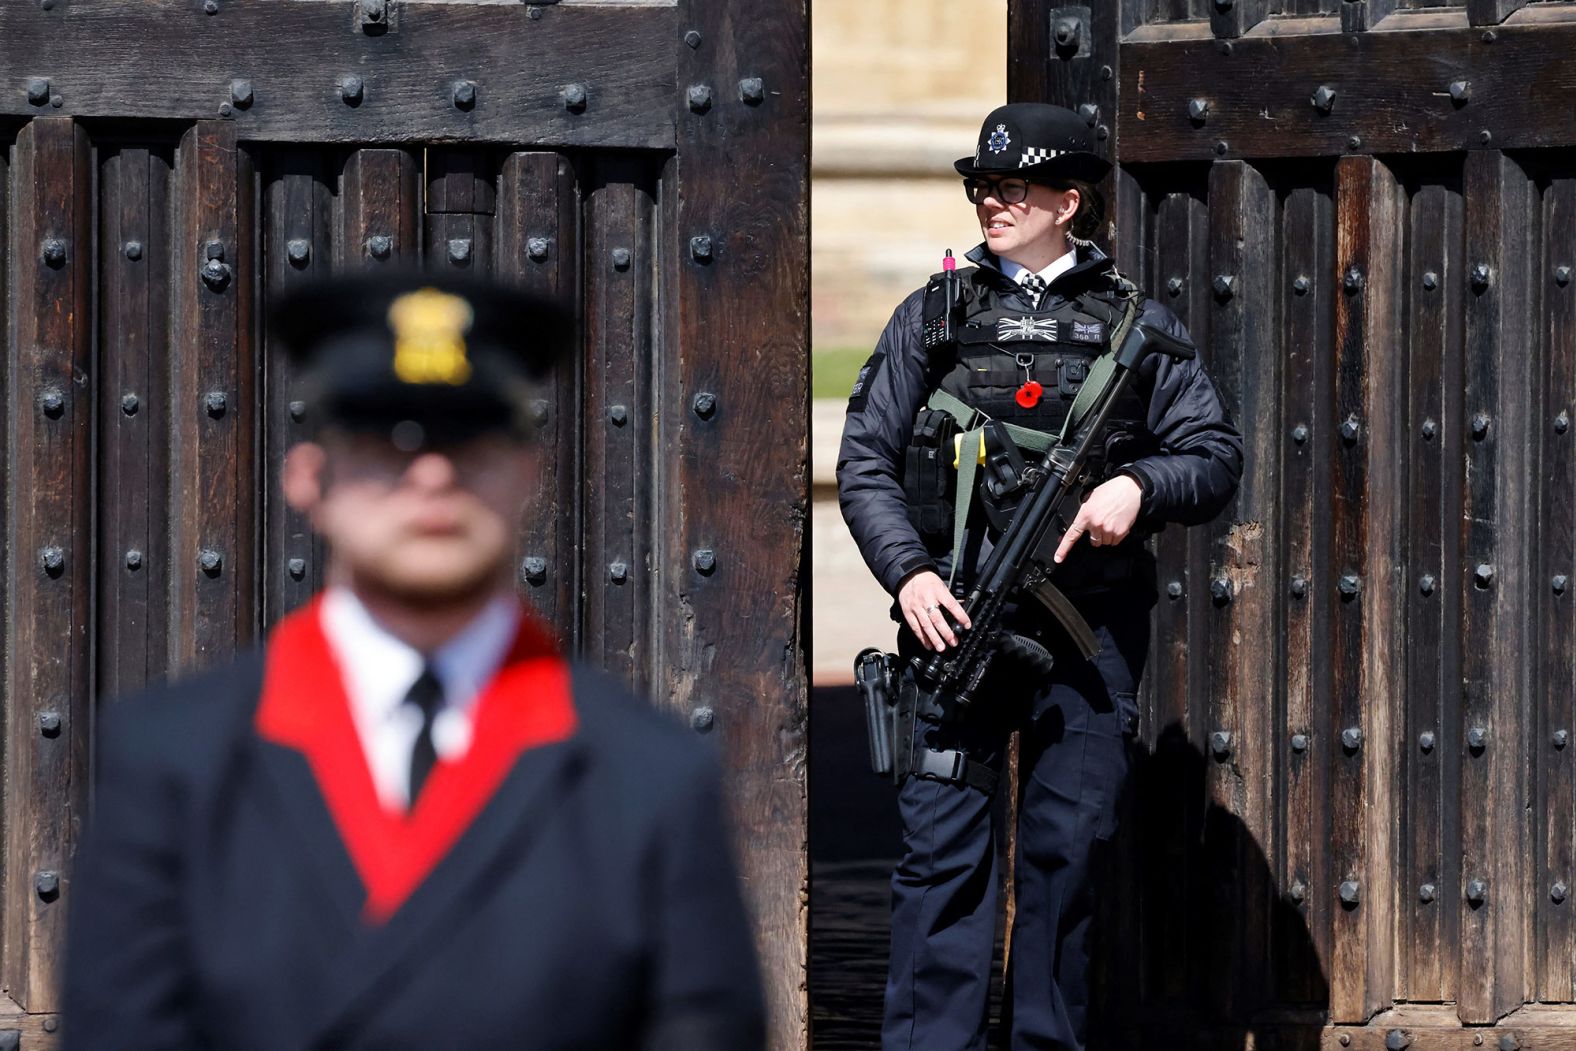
[837,242,1244,598]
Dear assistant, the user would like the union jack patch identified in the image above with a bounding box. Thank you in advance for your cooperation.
[1070,320,1106,344]
[997,316,1059,342]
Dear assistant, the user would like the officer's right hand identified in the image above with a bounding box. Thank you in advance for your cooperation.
[897,570,972,652]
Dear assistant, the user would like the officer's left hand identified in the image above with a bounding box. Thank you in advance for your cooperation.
[1053,475,1143,563]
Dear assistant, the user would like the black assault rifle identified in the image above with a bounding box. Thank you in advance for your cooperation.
[856,315,1197,788]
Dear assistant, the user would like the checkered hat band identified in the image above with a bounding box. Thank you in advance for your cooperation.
[1020,147,1064,168]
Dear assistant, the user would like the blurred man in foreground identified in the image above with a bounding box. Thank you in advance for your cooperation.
[63,271,765,1051]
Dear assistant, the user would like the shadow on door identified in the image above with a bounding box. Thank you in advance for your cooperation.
[810,690,1329,1050]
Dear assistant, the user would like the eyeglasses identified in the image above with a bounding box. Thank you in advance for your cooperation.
[963,177,1036,205]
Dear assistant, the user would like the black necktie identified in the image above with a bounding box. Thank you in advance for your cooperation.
[405,664,444,807]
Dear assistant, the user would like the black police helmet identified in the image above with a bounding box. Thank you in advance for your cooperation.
[269,269,573,446]
[954,103,1111,184]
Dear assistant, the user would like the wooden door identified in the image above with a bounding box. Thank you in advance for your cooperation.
[1011,1,1576,1046]
[0,2,808,1047]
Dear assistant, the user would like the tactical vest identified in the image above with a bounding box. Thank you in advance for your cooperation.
[905,264,1157,553]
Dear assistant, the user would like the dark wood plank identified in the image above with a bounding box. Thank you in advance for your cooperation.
[1329,154,1370,1025]
[1399,174,1466,1003]
[2,116,92,1014]
[1329,153,1405,1022]
[496,152,582,647]
[1183,179,1215,1020]
[1112,164,1148,282]
[168,120,258,670]
[0,1008,61,1051]
[0,2,680,149]
[1270,0,1342,16]
[1180,181,1215,792]
[1213,0,1272,38]
[672,1,810,1044]
[1342,0,1398,31]
[427,149,497,217]
[1323,1008,1576,1051]
[1329,1016,1576,1050]
[1456,148,1536,1024]
[1202,158,1280,1017]
[1012,0,1120,260]
[1096,161,1150,1024]
[1141,180,1215,1011]
[1467,0,1528,26]
[97,145,175,699]
[1127,0,1153,33]
[260,149,333,629]
[1319,1003,1576,1050]
[425,150,495,277]
[1008,0,1046,102]
[1538,174,1576,1003]
[424,206,492,278]
[1010,0,1116,215]
[1120,20,1576,161]
[1277,177,1337,1007]
[336,149,421,270]
[580,159,656,694]
[1432,166,1469,1015]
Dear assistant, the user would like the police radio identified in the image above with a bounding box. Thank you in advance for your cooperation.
[921,249,962,353]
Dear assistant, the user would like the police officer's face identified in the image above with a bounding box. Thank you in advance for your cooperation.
[282,432,536,602]
[974,180,1076,260]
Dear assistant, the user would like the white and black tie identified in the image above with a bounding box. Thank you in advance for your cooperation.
[1019,272,1047,303]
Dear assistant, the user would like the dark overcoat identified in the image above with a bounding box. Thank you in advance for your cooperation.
[62,599,765,1051]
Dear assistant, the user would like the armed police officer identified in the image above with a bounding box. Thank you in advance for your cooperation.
[838,103,1243,1050]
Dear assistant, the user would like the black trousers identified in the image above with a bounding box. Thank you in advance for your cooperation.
[882,597,1149,1051]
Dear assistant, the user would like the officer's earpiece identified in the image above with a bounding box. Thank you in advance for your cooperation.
[1053,179,1105,243]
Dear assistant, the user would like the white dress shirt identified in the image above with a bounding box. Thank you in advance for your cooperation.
[320,587,521,812]
[1000,244,1079,296]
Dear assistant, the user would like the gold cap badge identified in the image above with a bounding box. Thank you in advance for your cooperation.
[387,287,475,386]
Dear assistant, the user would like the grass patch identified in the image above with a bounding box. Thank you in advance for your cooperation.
[813,346,872,401]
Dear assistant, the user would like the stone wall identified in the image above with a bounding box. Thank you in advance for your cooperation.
[812,0,1006,354]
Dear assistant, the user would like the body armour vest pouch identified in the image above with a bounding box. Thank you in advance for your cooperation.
[903,406,959,545]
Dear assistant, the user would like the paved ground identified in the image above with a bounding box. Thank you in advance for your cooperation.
[809,684,900,1049]
[810,859,894,1049]
[812,400,899,685]
[810,685,1006,1049]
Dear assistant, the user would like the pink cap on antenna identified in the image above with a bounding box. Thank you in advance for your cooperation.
[943,249,956,271]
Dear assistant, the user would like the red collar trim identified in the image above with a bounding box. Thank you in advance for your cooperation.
[255,596,577,923]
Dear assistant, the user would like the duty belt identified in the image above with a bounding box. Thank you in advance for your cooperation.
[914,746,999,794]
